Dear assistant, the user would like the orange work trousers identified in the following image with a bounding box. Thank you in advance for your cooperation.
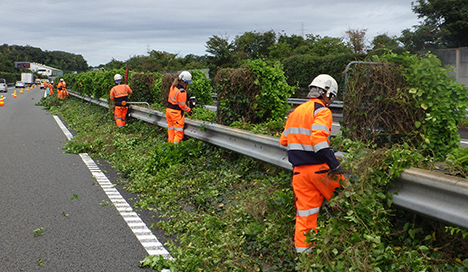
[114,106,129,128]
[58,90,68,99]
[292,163,344,253]
[166,108,185,143]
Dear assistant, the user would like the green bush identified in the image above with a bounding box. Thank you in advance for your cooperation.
[188,70,214,107]
[129,72,161,104]
[374,52,468,159]
[64,69,126,99]
[281,53,357,97]
[214,59,294,126]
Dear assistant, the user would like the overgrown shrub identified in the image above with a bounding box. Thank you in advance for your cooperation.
[160,73,177,106]
[215,66,259,125]
[129,72,161,104]
[188,70,214,107]
[63,69,126,99]
[373,52,468,159]
[342,62,425,147]
[214,59,294,126]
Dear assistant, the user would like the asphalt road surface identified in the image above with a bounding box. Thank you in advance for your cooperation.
[0,87,170,271]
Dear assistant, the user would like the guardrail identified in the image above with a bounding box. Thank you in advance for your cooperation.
[69,92,468,229]
[287,98,343,109]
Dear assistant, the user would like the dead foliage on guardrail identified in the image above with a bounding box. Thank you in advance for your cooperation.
[214,66,260,125]
[342,63,425,147]
[161,73,178,106]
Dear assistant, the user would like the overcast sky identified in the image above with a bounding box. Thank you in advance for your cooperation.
[2,0,420,67]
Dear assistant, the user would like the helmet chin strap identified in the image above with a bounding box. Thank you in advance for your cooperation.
[323,98,330,107]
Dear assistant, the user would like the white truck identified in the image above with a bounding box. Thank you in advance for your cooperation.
[21,73,34,86]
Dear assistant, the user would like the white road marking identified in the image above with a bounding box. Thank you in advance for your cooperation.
[53,115,173,269]
[53,116,74,141]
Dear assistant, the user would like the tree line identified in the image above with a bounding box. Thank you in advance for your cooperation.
[0,44,88,73]
[1,0,465,91]
[97,0,468,96]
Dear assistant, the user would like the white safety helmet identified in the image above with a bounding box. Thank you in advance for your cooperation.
[60,78,64,82]
[309,74,338,98]
[114,74,123,82]
[179,71,192,84]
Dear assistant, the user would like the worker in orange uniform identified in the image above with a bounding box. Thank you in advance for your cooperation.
[166,71,193,143]
[49,81,54,96]
[280,74,346,253]
[57,78,68,99]
[44,81,52,96]
[110,74,133,128]
[48,81,54,96]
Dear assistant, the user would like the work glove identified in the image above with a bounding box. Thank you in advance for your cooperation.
[328,164,344,177]
[188,99,197,108]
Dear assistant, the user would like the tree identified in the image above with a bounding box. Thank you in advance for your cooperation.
[205,35,236,67]
[278,34,306,50]
[369,34,404,55]
[0,44,88,73]
[233,30,276,59]
[345,28,367,54]
[412,0,468,48]
[268,42,293,60]
[102,58,125,70]
[307,35,353,56]
[399,25,446,52]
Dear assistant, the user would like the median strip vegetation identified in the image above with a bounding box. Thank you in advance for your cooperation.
[38,92,468,271]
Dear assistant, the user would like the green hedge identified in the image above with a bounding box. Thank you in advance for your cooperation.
[282,53,358,98]
[214,59,294,126]
[64,69,213,109]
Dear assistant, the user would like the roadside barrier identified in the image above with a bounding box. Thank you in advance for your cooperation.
[68,91,468,229]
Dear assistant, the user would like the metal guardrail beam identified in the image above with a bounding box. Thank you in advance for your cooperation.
[69,92,468,229]
[70,92,292,170]
[287,98,343,109]
[392,168,468,228]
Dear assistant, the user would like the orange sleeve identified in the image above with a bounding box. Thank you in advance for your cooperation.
[310,108,332,151]
[279,118,290,147]
[177,90,190,112]
[110,88,115,100]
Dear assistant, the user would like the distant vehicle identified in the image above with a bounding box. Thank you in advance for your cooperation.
[40,79,50,89]
[15,81,25,88]
[21,73,34,86]
[0,78,7,92]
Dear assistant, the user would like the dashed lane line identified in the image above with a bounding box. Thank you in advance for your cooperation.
[52,115,173,270]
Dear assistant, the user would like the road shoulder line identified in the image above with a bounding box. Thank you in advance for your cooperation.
[52,115,173,261]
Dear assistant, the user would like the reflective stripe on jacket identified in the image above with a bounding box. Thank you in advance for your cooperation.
[57,82,66,90]
[280,98,340,168]
[110,84,133,106]
[167,84,190,113]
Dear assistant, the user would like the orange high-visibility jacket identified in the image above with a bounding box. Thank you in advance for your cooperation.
[167,85,191,113]
[110,84,133,106]
[49,83,54,94]
[280,98,340,169]
[57,81,66,90]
